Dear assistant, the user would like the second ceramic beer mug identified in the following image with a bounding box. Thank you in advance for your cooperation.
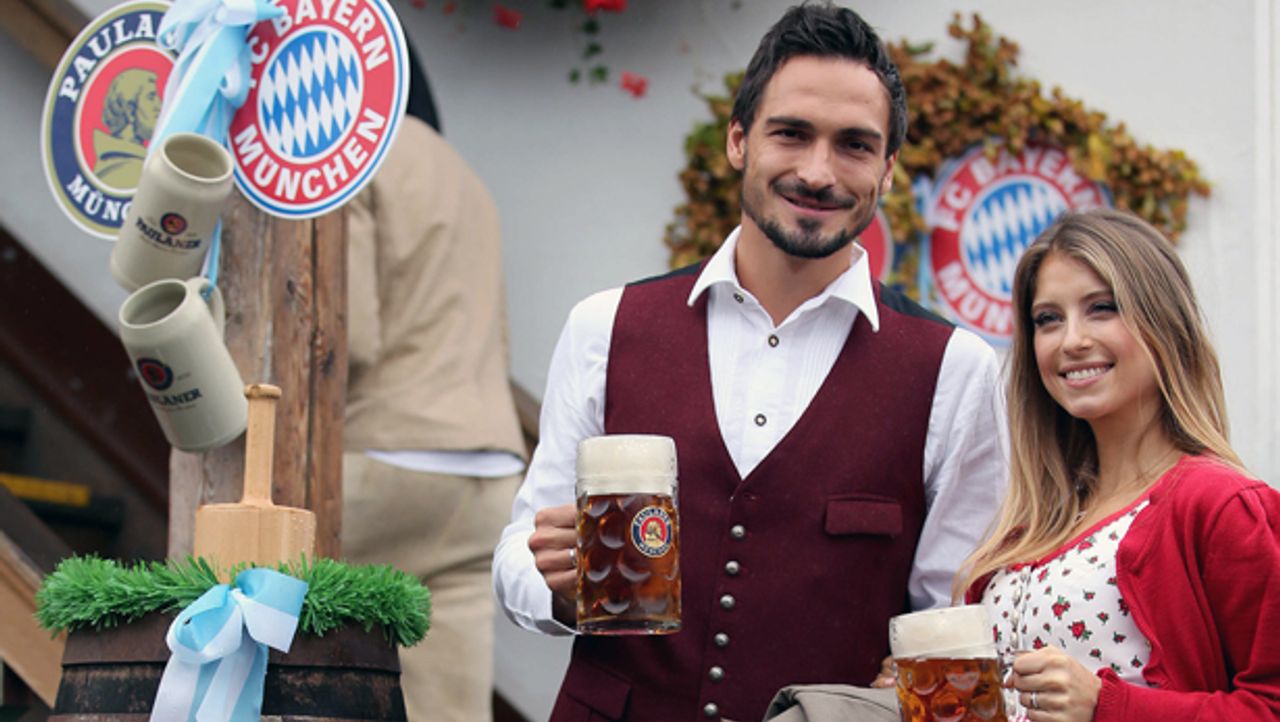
[110,132,233,291]
[575,434,681,634]
[118,276,247,452]
[889,605,1007,722]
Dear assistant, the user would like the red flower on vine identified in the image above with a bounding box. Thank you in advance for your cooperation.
[621,71,648,98]
[493,5,522,28]
[585,0,627,12]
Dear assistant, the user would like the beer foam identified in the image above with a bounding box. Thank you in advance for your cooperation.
[889,605,996,660]
[576,435,676,497]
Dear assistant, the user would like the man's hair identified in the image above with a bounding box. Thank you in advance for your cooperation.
[731,2,907,158]
[102,69,156,139]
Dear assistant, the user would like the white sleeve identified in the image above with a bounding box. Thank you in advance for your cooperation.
[909,328,1009,610]
[492,288,621,635]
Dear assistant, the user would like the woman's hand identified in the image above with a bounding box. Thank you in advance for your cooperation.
[871,655,897,688]
[1008,646,1102,722]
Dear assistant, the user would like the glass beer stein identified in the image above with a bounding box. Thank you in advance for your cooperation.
[889,606,1007,722]
[575,435,681,634]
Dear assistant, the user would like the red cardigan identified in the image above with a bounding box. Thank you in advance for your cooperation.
[971,455,1280,720]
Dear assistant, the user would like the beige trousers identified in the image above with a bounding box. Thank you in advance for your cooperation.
[341,452,520,722]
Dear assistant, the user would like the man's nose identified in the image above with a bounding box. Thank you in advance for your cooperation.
[795,142,836,189]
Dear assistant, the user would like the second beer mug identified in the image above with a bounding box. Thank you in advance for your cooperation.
[575,434,681,635]
[889,606,1007,722]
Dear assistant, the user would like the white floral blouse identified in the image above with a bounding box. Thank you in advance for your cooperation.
[981,498,1155,720]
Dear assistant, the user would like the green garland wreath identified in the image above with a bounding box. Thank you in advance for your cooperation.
[36,556,431,647]
[664,15,1210,297]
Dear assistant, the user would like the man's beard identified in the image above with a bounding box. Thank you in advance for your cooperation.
[742,179,875,260]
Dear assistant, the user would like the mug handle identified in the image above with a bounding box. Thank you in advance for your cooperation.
[185,276,226,337]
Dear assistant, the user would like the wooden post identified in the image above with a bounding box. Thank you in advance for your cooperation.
[168,191,347,561]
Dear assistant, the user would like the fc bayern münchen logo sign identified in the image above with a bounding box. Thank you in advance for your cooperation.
[41,1,174,239]
[229,0,408,219]
[927,144,1110,342]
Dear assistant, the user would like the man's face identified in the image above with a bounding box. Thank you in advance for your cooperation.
[727,56,896,259]
[133,76,161,142]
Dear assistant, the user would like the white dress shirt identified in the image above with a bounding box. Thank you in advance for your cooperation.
[494,228,1009,635]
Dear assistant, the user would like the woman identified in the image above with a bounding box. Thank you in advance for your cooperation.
[956,208,1280,721]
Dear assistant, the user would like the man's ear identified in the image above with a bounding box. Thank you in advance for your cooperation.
[726,119,746,172]
[879,150,899,196]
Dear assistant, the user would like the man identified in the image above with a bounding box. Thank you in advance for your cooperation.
[93,68,160,189]
[342,111,527,720]
[493,4,1007,720]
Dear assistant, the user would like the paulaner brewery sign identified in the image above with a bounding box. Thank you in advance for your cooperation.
[41,1,174,239]
[924,144,1110,342]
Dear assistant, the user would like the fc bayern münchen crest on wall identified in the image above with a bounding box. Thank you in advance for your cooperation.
[41,1,174,239]
[229,0,408,219]
[926,143,1110,342]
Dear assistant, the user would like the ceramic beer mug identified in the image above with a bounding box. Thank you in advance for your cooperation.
[110,132,233,291]
[575,434,682,634]
[118,276,247,452]
[889,605,1007,722]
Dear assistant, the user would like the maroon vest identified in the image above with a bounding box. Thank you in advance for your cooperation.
[551,266,953,722]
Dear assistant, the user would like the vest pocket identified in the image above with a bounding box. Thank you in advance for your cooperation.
[824,495,903,537]
[558,660,632,720]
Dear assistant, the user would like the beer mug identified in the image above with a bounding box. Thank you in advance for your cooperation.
[118,276,247,452]
[575,434,681,635]
[110,132,233,291]
[889,606,1007,722]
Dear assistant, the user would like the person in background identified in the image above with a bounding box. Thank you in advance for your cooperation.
[957,208,1280,721]
[342,44,527,721]
[492,3,1008,720]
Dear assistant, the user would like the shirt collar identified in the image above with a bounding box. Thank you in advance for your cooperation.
[686,225,881,332]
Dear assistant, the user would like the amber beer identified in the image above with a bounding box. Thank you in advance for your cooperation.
[889,606,1007,722]
[575,435,681,634]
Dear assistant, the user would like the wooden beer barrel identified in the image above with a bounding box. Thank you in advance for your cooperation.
[50,613,407,721]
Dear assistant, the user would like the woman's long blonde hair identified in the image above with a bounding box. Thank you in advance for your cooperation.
[955,208,1243,600]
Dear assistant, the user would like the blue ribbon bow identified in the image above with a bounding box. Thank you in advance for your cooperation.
[150,568,308,722]
[153,0,282,147]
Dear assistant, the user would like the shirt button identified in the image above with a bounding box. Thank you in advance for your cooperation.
[714,632,730,647]
[724,560,740,575]
[730,524,746,540]
[709,666,725,682]
[720,594,736,610]
[733,292,744,303]
[703,702,720,717]
[768,334,779,347]
[754,413,766,426]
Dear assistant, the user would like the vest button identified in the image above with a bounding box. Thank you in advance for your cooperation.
[724,560,740,575]
[720,594,736,609]
[730,524,746,540]
[754,413,767,426]
[703,702,720,717]
[768,334,779,347]
[714,632,730,647]
[709,665,725,682]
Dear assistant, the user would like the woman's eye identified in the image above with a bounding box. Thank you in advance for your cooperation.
[1090,300,1119,314]
[1031,311,1059,328]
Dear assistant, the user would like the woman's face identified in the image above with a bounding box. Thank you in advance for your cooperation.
[1030,253,1162,432]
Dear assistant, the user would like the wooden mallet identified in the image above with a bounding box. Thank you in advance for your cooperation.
[193,384,316,576]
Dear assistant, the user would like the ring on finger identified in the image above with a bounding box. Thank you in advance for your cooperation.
[568,547,578,568]
[1029,690,1038,710]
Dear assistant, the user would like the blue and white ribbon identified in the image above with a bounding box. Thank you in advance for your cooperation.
[153,0,282,147]
[150,568,308,722]
[151,0,280,293]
